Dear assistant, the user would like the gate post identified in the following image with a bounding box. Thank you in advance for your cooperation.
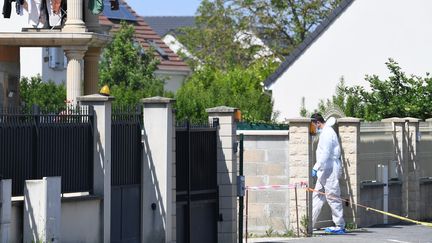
[78,94,114,243]
[142,97,176,243]
[206,106,238,243]
[338,118,361,227]
[0,179,11,243]
[287,118,313,236]
[382,117,421,220]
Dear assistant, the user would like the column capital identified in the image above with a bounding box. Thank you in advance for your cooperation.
[64,46,88,59]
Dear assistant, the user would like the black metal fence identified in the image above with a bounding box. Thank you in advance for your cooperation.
[0,105,94,196]
[111,106,142,186]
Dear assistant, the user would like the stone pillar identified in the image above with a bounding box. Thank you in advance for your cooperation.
[404,118,420,219]
[338,118,361,226]
[77,94,114,243]
[84,47,102,95]
[206,106,238,243]
[23,177,61,243]
[64,46,87,104]
[63,0,86,32]
[0,180,11,243]
[287,118,313,235]
[84,1,102,33]
[142,97,175,243]
[382,117,420,220]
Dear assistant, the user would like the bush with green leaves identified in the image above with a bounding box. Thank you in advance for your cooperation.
[313,59,432,121]
[175,61,278,123]
[19,75,66,111]
[99,21,164,106]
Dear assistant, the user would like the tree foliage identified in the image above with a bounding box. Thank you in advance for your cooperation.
[236,0,342,57]
[19,75,66,110]
[177,0,341,69]
[316,59,432,121]
[175,61,278,123]
[99,21,164,106]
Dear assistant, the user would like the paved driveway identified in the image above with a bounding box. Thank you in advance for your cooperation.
[247,224,432,243]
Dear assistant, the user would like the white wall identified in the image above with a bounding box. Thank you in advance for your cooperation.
[155,70,189,93]
[10,198,102,243]
[61,199,101,243]
[269,0,432,121]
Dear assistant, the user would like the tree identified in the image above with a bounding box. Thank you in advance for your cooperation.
[99,21,164,106]
[315,59,432,121]
[235,0,342,57]
[177,0,342,68]
[175,61,278,123]
[19,75,66,111]
[176,0,263,70]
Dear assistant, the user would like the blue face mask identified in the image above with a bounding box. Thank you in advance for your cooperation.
[317,127,322,134]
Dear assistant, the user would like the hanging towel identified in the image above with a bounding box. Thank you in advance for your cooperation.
[47,0,61,27]
[2,0,13,18]
[88,0,103,15]
[28,0,46,27]
[51,0,59,14]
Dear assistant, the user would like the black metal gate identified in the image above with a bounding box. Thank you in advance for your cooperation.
[176,122,218,243]
[111,107,142,243]
[0,106,93,196]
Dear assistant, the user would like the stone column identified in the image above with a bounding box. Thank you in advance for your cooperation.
[84,47,102,95]
[23,177,61,243]
[338,118,361,226]
[382,117,420,220]
[404,118,420,219]
[287,118,313,235]
[77,94,114,243]
[84,1,102,33]
[64,46,87,104]
[141,97,175,243]
[63,0,86,32]
[206,106,238,243]
[0,180,11,243]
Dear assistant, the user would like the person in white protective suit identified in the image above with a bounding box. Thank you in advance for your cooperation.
[310,113,345,234]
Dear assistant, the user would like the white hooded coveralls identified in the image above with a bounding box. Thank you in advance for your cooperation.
[312,120,345,228]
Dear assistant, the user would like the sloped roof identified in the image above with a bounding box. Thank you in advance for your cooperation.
[99,1,191,73]
[143,16,195,37]
[263,0,354,87]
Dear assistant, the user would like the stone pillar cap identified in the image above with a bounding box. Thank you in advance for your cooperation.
[77,94,115,102]
[338,117,361,123]
[206,106,237,113]
[287,117,311,123]
[141,96,175,104]
[381,117,420,122]
[426,118,432,122]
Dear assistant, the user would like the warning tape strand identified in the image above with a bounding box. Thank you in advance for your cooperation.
[244,183,432,227]
[306,186,432,228]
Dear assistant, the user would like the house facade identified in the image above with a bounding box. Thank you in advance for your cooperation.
[264,0,432,121]
[0,0,190,108]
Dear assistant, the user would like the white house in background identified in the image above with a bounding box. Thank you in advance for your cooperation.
[144,16,279,64]
[264,0,432,121]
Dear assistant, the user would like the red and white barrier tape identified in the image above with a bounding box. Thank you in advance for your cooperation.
[246,182,308,191]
